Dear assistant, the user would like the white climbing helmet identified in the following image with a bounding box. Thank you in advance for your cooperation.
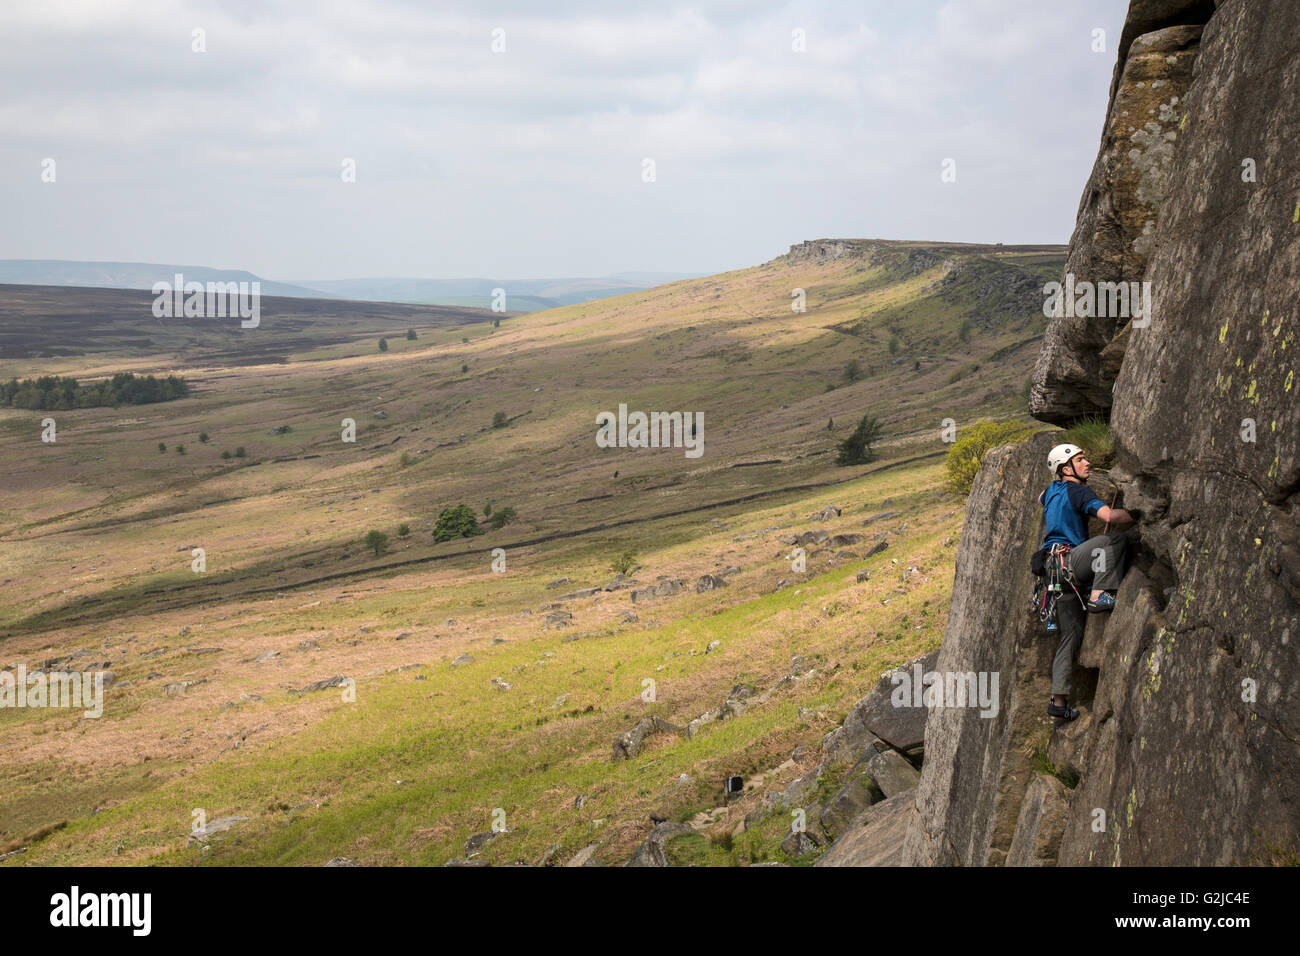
[1047,443,1084,476]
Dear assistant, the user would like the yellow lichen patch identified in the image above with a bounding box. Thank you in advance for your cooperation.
[1285,369,1294,392]
[1219,319,1230,343]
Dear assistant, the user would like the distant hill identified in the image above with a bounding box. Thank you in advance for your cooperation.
[0,260,332,300]
[287,272,704,310]
[0,261,703,312]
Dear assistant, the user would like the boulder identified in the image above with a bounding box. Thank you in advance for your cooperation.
[611,715,683,761]
[828,533,862,547]
[780,830,820,857]
[818,760,886,841]
[826,650,939,757]
[695,574,728,592]
[815,790,915,867]
[625,822,694,867]
[861,744,921,798]
[187,815,248,846]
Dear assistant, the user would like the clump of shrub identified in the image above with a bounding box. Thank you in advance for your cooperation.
[406,329,417,340]
[610,548,638,576]
[398,523,410,537]
[944,419,1036,494]
[1064,416,1114,469]
[492,411,508,428]
[378,338,389,352]
[234,446,246,458]
[433,504,483,542]
[488,506,517,530]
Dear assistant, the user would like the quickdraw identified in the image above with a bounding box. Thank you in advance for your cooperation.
[1031,543,1087,629]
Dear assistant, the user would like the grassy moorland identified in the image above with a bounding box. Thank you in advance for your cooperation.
[0,239,1063,865]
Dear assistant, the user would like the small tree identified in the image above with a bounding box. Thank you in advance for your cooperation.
[843,360,862,383]
[958,319,972,344]
[461,363,469,374]
[489,506,516,530]
[378,338,389,352]
[365,530,389,557]
[158,442,166,453]
[176,444,185,455]
[827,417,834,431]
[836,414,883,466]
[888,335,901,356]
[433,504,483,542]
[234,446,246,458]
[221,450,232,459]
[483,502,493,517]
[199,431,209,443]
[406,329,417,340]
[943,419,1035,495]
[492,411,508,428]
[610,548,638,576]
[398,523,410,537]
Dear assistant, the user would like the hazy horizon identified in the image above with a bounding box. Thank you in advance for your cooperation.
[2,0,1127,280]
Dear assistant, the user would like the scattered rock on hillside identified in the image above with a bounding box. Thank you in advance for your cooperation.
[619,611,639,624]
[863,511,902,525]
[187,815,248,847]
[612,716,683,761]
[625,822,694,867]
[565,844,601,867]
[466,830,508,856]
[546,578,571,589]
[855,569,871,583]
[866,541,889,557]
[491,677,512,692]
[560,587,601,601]
[828,533,862,548]
[705,640,721,653]
[781,830,821,857]
[813,506,842,521]
[324,857,360,867]
[450,654,474,667]
[299,675,349,694]
[543,610,573,628]
[695,574,727,592]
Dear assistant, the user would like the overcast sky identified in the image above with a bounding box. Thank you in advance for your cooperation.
[0,0,1129,280]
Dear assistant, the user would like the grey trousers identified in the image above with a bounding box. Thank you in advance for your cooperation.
[1051,532,1129,697]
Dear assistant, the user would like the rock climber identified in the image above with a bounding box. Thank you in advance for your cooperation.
[1039,442,1135,722]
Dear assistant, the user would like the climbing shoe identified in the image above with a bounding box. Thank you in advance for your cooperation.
[1047,700,1079,722]
[1086,592,1116,613]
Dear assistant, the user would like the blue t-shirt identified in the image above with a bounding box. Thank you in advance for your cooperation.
[1040,480,1103,548]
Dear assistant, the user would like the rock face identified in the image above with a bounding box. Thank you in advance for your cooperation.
[1031,3,1209,424]
[901,434,1059,866]
[909,0,1300,867]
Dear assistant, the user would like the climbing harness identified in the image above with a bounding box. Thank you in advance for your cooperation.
[1031,543,1087,631]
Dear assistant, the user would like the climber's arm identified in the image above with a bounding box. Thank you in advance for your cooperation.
[1097,505,1134,525]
